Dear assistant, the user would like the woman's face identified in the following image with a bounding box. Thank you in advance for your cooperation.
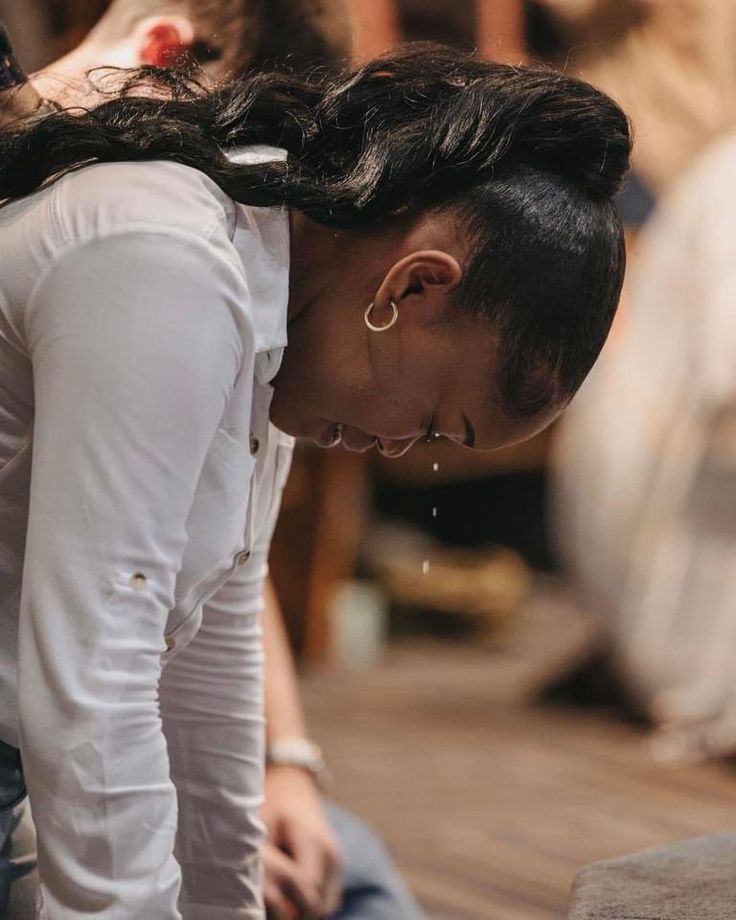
[270,211,560,457]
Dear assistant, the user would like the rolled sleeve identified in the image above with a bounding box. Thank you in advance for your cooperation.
[18,229,249,919]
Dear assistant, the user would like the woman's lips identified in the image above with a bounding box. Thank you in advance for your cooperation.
[314,423,416,456]
[375,438,415,458]
[340,425,377,453]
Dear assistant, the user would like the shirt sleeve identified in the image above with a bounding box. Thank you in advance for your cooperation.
[158,437,294,920]
[18,228,249,919]
[158,548,267,920]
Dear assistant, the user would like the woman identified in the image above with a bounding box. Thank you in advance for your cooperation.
[0,45,630,918]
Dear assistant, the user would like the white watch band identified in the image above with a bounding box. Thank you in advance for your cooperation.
[266,737,329,787]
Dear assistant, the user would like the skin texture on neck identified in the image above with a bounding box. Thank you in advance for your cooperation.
[286,211,348,325]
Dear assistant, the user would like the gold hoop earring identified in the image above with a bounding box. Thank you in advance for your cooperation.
[364,300,399,333]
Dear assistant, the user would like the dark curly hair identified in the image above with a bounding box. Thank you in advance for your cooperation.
[0,43,631,417]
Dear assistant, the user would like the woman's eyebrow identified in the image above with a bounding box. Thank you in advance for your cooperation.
[462,414,476,448]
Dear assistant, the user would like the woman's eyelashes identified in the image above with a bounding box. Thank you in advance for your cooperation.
[424,415,437,443]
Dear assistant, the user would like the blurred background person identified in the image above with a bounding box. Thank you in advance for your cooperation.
[551,103,736,766]
[542,0,736,761]
[31,0,353,101]
[544,6,736,908]
[530,0,736,198]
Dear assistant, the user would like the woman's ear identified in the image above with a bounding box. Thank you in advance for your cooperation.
[379,250,463,315]
[135,16,196,68]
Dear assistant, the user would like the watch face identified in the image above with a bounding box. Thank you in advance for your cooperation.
[267,739,325,770]
[267,739,330,789]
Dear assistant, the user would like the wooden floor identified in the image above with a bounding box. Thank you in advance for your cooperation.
[301,584,736,920]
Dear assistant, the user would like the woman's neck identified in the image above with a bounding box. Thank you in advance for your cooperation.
[287,211,345,324]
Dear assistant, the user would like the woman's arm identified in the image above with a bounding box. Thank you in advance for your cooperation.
[19,227,248,918]
[158,440,293,919]
[158,551,268,920]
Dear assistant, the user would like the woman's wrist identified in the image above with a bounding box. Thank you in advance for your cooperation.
[266,737,329,788]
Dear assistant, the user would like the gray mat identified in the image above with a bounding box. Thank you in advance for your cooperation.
[568,832,736,920]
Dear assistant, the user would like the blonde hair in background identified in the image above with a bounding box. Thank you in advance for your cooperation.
[543,0,736,193]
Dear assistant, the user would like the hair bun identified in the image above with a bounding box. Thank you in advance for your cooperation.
[480,67,632,199]
[336,46,632,205]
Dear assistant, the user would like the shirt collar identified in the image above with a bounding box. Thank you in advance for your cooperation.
[227,145,290,385]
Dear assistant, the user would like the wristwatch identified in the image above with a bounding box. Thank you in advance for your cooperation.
[266,737,329,788]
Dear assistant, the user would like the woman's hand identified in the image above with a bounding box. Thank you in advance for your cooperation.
[262,766,343,919]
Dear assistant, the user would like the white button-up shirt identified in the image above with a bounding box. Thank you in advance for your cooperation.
[0,146,294,918]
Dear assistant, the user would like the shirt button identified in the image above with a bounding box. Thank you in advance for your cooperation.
[165,636,175,651]
[236,550,251,566]
[249,434,260,455]
[130,573,147,590]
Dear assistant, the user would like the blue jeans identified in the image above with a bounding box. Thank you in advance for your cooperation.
[0,740,36,919]
[326,802,425,920]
